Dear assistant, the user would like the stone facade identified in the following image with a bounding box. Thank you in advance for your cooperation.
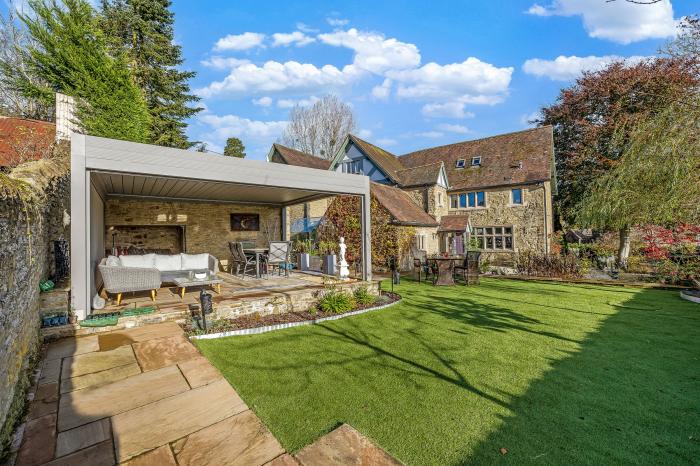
[0,158,70,456]
[104,199,282,266]
[105,225,184,254]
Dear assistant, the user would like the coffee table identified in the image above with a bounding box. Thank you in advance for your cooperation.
[173,275,223,299]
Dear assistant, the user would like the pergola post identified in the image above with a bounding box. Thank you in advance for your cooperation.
[70,134,90,320]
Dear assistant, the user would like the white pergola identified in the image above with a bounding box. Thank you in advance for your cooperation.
[70,134,372,319]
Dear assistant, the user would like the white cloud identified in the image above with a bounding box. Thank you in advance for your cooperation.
[252,96,272,107]
[196,60,357,98]
[201,56,250,70]
[376,137,397,146]
[272,31,315,47]
[197,114,287,158]
[214,32,266,51]
[327,17,349,27]
[520,111,541,127]
[416,131,443,138]
[371,78,392,100]
[357,129,373,139]
[436,123,471,134]
[277,96,320,108]
[296,22,319,33]
[318,28,420,74]
[526,0,677,44]
[421,102,476,119]
[389,58,513,101]
[522,54,649,81]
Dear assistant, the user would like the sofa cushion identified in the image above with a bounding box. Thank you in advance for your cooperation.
[105,255,120,267]
[181,253,209,270]
[154,254,182,272]
[119,253,156,268]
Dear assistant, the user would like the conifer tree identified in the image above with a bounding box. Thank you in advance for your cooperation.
[100,0,200,148]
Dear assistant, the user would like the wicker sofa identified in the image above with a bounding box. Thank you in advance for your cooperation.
[98,253,219,305]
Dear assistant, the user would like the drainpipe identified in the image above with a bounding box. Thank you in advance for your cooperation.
[541,182,549,255]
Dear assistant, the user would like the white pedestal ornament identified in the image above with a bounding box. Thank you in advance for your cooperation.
[338,236,350,280]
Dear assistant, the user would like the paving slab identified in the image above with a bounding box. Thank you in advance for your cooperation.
[58,365,189,431]
[60,362,141,394]
[44,439,115,466]
[15,413,57,466]
[265,454,300,466]
[295,424,402,466]
[132,334,200,371]
[46,336,99,361]
[121,445,177,466]
[96,322,183,351]
[38,358,62,386]
[27,382,59,420]
[60,345,136,380]
[177,356,223,388]
[55,418,111,458]
[112,379,248,462]
[172,410,284,466]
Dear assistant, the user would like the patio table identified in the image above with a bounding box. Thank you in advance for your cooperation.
[173,274,223,299]
[428,257,460,286]
[243,248,268,278]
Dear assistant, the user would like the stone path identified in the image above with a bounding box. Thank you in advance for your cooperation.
[14,321,403,466]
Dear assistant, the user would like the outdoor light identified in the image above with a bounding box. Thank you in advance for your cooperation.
[199,289,213,331]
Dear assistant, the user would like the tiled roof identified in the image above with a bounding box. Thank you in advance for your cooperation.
[438,215,471,232]
[348,135,405,184]
[0,117,55,167]
[395,161,444,187]
[271,143,332,170]
[371,182,438,227]
[399,126,554,191]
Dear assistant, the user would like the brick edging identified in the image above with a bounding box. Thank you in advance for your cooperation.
[190,297,402,340]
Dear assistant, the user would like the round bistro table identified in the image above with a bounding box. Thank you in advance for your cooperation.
[428,256,460,286]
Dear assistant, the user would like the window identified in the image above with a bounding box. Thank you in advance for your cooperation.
[437,192,443,207]
[455,159,466,169]
[511,188,523,205]
[342,160,362,174]
[471,156,481,167]
[474,226,514,251]
[450,191,486,209]
[414,234,426,250]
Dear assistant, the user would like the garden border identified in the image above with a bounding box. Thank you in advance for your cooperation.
[489,274,687,290]
[680,290,700,304]
[190,295,402,340]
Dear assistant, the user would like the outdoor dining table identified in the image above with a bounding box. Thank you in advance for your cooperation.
[243,248,268,278]
[428,256,461,286]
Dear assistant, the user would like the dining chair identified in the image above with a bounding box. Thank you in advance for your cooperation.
[266,241,292,277]
[228,241,257,278]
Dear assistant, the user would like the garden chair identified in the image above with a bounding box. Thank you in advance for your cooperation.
[228,241,258,278]
[454,251,481,285]
[411,247,433,283]
[265,241,292,277]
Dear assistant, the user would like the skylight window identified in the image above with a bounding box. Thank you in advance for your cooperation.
[471,156,482,167]
[455,159,466,168]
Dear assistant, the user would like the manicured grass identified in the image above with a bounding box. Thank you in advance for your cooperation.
[196,278,700,465]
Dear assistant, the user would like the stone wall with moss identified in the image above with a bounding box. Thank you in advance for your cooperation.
[0,157,70,458]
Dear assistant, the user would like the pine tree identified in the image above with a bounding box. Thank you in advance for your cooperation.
[11,0,151,142]
[224,137,246,158]
[100,0,200,148]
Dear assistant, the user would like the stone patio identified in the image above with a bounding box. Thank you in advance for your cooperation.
[15,321,402,465]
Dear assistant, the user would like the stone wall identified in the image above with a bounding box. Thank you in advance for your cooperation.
[0,157,70,457]
[104,198,281,267]
[105,225,184,254]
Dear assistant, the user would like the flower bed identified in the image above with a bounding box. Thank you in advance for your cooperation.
[183,291,401,338]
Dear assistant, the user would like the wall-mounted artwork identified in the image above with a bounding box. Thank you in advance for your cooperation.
[230,213,260,231]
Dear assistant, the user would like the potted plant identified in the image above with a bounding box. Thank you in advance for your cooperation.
[294,239,316,271]
[319,241,337,275]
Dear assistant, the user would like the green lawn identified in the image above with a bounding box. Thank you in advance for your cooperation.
[196,278,699,465]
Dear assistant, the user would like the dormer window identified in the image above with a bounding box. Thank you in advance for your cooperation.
[471,156,482,167]
[455,159,466,169]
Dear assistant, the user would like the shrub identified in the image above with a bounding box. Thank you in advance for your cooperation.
[319,290,356,314]
[515,250,582,278]
[353,286,376,306]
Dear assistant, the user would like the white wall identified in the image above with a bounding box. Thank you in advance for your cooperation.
[335,143,392,184]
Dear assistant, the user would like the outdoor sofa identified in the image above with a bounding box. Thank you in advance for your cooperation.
[98,253,219,305]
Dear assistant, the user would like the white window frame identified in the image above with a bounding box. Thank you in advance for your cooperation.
[342,160,362,174]
[471,156,482,167]
[449,191,487,210]
[474,226,514,251]
[510,187,524,205]
[455,159,466,169]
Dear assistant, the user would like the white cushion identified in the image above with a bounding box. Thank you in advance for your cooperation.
[119,253,156,268]
[105,255,120,267]
[181,253,209,270]
[154,254,182,271]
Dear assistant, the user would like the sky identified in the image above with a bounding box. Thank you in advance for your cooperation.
[6,0,698,159]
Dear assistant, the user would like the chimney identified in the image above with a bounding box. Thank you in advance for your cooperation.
[55,93,79,142]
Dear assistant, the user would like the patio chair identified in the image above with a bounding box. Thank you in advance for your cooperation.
[228,241,258,278]
[265,241,292,277]
[454,251,481,285]
[411,247,432,283]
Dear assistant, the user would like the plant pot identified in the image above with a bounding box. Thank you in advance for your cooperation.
[309,255,322,271]
[298,253,310,271]
[322,254,336,275]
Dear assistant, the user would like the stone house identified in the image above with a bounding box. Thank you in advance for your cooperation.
[269,126,555,265]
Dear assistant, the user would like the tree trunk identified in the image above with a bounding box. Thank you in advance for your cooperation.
[617,226,631,269]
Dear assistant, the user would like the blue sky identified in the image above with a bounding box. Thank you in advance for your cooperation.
[6,0,698,159]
